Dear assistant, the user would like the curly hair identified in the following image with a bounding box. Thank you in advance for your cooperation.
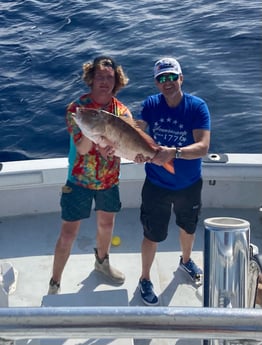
[82,56,129,95]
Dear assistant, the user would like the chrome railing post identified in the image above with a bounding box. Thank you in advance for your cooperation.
[203,217,250,345]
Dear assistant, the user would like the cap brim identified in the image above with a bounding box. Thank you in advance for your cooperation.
[154,69,179,78]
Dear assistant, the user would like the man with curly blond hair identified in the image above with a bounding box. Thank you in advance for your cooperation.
[48,56,132,294]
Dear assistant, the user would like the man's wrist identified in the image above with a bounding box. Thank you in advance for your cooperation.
[175,147,182,159]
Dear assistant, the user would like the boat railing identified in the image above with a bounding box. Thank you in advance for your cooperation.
[0,306,262,343]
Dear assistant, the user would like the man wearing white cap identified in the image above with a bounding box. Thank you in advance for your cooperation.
[136,57,211,305]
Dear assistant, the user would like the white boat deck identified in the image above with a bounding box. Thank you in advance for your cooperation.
[0,155,262,344]
[0,207,262,345]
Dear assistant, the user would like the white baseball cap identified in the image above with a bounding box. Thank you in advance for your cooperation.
[154,58,182,78]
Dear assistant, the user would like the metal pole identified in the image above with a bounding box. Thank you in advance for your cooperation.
[203,217,251,345]
[0,306,261,341]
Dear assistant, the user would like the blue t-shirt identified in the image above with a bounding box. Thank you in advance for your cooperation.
[137,92,211,191]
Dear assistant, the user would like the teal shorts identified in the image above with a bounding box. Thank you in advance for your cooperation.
[60,180,121,221]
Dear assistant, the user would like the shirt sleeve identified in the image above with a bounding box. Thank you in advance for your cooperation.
[192,99,211,130]
[135,98,149,121]
[66,102,83,144]
[120,106,133,119]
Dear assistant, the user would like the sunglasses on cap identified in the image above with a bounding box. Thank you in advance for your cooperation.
[156,73,179,83]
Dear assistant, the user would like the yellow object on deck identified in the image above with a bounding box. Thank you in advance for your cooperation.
[111,236,121,246]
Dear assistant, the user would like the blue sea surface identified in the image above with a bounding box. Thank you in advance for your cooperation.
[0,0,261,161]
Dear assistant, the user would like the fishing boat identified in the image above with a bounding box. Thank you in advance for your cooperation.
[0,153,262,345]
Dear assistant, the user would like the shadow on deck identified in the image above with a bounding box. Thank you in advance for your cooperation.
[0,207,261,345]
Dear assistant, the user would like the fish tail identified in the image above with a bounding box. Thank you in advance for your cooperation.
[163,160,175,174]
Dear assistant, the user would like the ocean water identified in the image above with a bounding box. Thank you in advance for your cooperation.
[0,0,261,162]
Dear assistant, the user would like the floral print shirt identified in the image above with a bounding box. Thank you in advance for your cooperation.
[66,93,131,190]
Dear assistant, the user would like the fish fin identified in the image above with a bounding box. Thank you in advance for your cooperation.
[114,115,160,150]
[129,119,158,145]
[101,110,160,151]
[163,160,175,174]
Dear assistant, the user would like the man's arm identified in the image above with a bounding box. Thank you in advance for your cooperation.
[151,129,210,165]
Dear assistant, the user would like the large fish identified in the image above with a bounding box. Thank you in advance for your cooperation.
[72,107,174,173]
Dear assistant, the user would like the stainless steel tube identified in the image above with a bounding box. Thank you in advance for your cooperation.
[0,306,261,341]
[204,217,250,308]
[203,217,251,345]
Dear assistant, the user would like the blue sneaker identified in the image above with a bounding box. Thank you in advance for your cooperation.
[139,279,159,306]
[179,257,203,281]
